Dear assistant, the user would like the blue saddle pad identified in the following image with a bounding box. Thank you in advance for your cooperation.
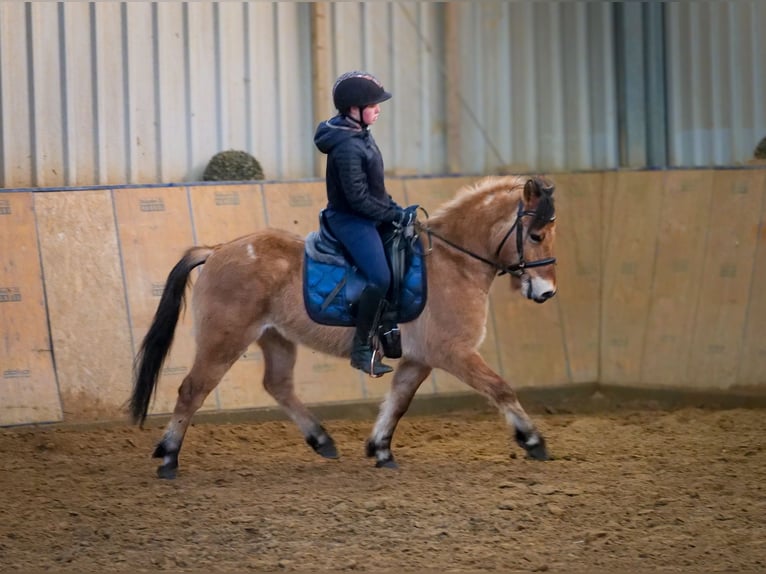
[302,224,427,328]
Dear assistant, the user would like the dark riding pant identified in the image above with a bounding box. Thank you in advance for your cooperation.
[324,209,391,295]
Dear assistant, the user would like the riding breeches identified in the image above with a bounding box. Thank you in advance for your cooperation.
[323,210,391,295]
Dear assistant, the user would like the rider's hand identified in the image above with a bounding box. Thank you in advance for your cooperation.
[397,204,419,226]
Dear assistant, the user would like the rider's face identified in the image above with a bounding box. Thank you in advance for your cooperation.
[362,103,381,125]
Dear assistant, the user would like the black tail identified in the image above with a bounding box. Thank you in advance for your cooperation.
[128,247,213,426]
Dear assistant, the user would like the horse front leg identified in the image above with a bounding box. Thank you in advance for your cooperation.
[366,358,432,469]
[441,351,549,461]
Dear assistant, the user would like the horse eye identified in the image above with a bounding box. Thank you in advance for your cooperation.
[529,232,544,243]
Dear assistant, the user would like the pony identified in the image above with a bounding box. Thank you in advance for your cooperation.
[129,175,557,478]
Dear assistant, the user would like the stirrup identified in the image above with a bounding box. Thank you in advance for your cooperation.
[369,348,383,379]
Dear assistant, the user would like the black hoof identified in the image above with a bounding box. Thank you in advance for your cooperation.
[157,462,178,480]
[306,434,339,459]
[315,440,339,459]
[375,458,399,469]
[525,442,549,461]
[515,430,549,461]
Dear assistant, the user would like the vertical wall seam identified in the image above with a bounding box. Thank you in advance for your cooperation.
[58,4,71,186]
[639,171,668,384]
[25,5,38,187]
[0,7,5,188]
[182,4,193,179]
[111,188,136,359]
[151,4,162,182]
[89,3,101,185]
[213,2,222,152]
[31,193,65,421]
[121,3,132,184]
[683,170,716,381]
[243,3,253,156]
[273,5,283,178]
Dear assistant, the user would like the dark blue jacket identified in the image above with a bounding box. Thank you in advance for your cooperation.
[314,115,403,223]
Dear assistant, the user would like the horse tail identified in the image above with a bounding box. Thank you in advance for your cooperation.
[129,246,213,426]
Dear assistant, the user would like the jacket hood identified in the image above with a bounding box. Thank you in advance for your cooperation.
[314,115,365,154]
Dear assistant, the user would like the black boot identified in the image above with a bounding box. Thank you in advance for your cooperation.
[350,287,393,377]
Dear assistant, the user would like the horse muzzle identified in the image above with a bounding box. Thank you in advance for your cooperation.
[532,289,556,304]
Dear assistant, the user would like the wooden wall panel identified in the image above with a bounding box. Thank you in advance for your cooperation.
[188,184,272,409]
[0,193,61,425]
[188,183,267,245]
[35,190,134,421]
[687,170,765,388]
[490,279,569,389]
[262,181,364,404]
[737,171,766,386]
[640,171,713,386]
[552,172,603,383]
[113,187,214,415]
[601,171,665,384]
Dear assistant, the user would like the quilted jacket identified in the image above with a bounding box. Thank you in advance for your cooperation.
[314,115,403,223]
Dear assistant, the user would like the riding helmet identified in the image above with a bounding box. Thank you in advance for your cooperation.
[332,71,392,113]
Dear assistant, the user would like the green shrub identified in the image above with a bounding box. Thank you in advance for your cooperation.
[202,149,264,181]
[755,137,766,160]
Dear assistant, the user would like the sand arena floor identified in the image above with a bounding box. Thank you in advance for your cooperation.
[0,406,764,573]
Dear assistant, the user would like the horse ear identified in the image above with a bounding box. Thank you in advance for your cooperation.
[523,178,540,203]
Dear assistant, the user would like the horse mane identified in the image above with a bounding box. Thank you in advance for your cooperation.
[430,175,555,230]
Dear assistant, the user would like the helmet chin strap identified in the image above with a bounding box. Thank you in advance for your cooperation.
[344,106,369,130]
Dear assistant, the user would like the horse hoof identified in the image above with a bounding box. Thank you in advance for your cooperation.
[515,430,549,461]
[316,440,339,459]
[306,434,339,459]
[525,444,549,461]
[157,463,178,480]
[375,458,399,470]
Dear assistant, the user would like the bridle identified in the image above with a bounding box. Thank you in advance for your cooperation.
[416,200,556,277]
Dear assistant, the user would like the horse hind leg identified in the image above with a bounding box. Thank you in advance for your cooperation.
[154,342,245,479]
[258,328,338,459]
[366,358,433,469]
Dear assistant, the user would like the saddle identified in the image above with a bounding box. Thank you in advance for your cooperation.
[303,211,427,356]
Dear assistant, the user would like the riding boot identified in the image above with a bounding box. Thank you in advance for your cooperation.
[350,287,394,377]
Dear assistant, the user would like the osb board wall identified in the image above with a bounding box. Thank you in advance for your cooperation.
[0,193,61,424]
[112,187,209,416]
[550,172,603,384]
[685,170,765,388]
[599,169,766,390]
[3,169,766,426]
[601,171,667,384]
[35,190,134,421]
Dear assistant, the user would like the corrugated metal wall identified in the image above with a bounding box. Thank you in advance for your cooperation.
[0,2,314,187]
[0,2,764,189]
[666,2,766,166]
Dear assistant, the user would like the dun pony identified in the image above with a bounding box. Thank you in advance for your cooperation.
[130,176,557,478]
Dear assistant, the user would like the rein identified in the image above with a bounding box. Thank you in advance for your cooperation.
[416,200,556,278]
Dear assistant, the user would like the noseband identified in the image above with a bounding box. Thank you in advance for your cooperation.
[418,200,556,277]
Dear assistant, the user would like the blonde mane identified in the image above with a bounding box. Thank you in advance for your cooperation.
[429,175,528,222]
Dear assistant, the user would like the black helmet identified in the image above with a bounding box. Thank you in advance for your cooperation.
[332,71,392,113]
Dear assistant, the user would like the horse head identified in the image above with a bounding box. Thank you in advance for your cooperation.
[502,177,557,303]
